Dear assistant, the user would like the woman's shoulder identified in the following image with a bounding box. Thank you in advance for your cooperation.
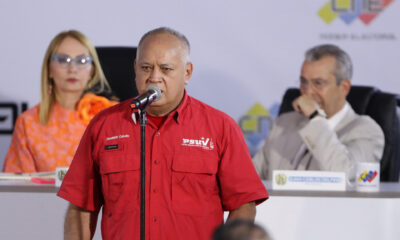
[13,104,41,130]
[18,104,40,119]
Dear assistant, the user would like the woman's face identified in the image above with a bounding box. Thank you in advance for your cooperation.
[49,36,94,96]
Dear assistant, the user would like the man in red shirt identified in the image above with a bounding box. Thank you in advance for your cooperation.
[58,27,268,240]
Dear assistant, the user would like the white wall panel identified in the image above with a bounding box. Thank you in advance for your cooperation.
[0,0,399,164]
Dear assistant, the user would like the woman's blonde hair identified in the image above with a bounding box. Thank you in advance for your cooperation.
[39,30,110,125]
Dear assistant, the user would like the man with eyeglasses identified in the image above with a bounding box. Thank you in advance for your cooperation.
[252,44,384,181]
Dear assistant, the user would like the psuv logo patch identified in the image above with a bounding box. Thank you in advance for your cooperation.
[181,137,214,150]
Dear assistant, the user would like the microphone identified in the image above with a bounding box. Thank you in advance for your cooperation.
[130,86,162,109]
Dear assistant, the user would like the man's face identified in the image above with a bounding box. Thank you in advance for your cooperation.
[134,33,192,116]
[299,56,350,118]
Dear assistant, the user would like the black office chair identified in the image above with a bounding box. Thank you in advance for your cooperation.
[365,91,400,182]
[278,85,400,182]
[95,47,138,101]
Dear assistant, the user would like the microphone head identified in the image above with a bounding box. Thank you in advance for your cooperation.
[147,86,162,102]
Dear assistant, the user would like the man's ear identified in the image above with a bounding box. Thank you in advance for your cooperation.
[184,62,193,85]
[340,79,351,97]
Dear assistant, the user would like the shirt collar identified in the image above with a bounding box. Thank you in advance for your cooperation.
[327,101,350,130]
[130,90,190,125]
[168,90,190,125]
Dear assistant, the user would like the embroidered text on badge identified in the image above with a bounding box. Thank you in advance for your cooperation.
[181,137,214,150]
[105,144,119,150]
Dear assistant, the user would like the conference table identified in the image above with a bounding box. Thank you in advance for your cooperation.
[0,180,399,240]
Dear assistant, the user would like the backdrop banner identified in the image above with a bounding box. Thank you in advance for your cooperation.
[0,0,399,166]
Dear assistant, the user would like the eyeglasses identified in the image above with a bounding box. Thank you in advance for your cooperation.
[299,78,329,91]
[52,54,93,69]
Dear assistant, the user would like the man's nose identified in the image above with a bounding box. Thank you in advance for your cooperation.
[301,83,316,96]
[149,68,162,82]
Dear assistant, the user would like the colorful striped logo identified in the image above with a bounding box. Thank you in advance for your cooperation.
[318,0,393,25]
[358,170,378,182]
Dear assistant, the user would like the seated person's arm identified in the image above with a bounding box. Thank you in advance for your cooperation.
[295,93,384,178]
[299,116,384,178]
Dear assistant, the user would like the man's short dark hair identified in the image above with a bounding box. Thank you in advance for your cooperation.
[137,27,190,61]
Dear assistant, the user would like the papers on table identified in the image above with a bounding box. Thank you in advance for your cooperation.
[0,171,55,184]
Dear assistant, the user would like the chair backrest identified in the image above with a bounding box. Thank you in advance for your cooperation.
[278,85,400,182]
[95,47,138,101]
[365,91,400,182]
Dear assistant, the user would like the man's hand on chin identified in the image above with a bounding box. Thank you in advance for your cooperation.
[292,95,320,118]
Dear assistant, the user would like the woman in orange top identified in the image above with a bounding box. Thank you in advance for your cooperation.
[3,30,116,173]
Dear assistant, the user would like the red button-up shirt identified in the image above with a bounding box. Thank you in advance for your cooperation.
[58,92,268,240]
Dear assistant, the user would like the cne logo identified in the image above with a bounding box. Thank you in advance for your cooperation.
[182,137,214,150]
[358,170,378,182]
[318,0,393,25]
[238,102,279,156]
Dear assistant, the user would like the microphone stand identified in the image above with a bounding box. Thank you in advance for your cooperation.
[139,109,147,240]
[131,87,160,240]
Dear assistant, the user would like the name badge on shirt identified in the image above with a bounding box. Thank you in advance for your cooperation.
[105,144,119,150]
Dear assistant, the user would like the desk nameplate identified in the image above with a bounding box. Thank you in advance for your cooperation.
[272,170,346,191]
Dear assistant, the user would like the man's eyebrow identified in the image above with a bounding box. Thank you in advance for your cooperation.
[159,63,175,67]
[138,61,152,65]
[311,77,326,82]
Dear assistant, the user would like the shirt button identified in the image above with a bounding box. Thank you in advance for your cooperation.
[153,217,158,222]
[154,160,159,164]
[155,132,160,136]
[153,188,157,193]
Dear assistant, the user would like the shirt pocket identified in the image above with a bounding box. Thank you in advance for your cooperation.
[99,141,140,215]
[171,150,222,216]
